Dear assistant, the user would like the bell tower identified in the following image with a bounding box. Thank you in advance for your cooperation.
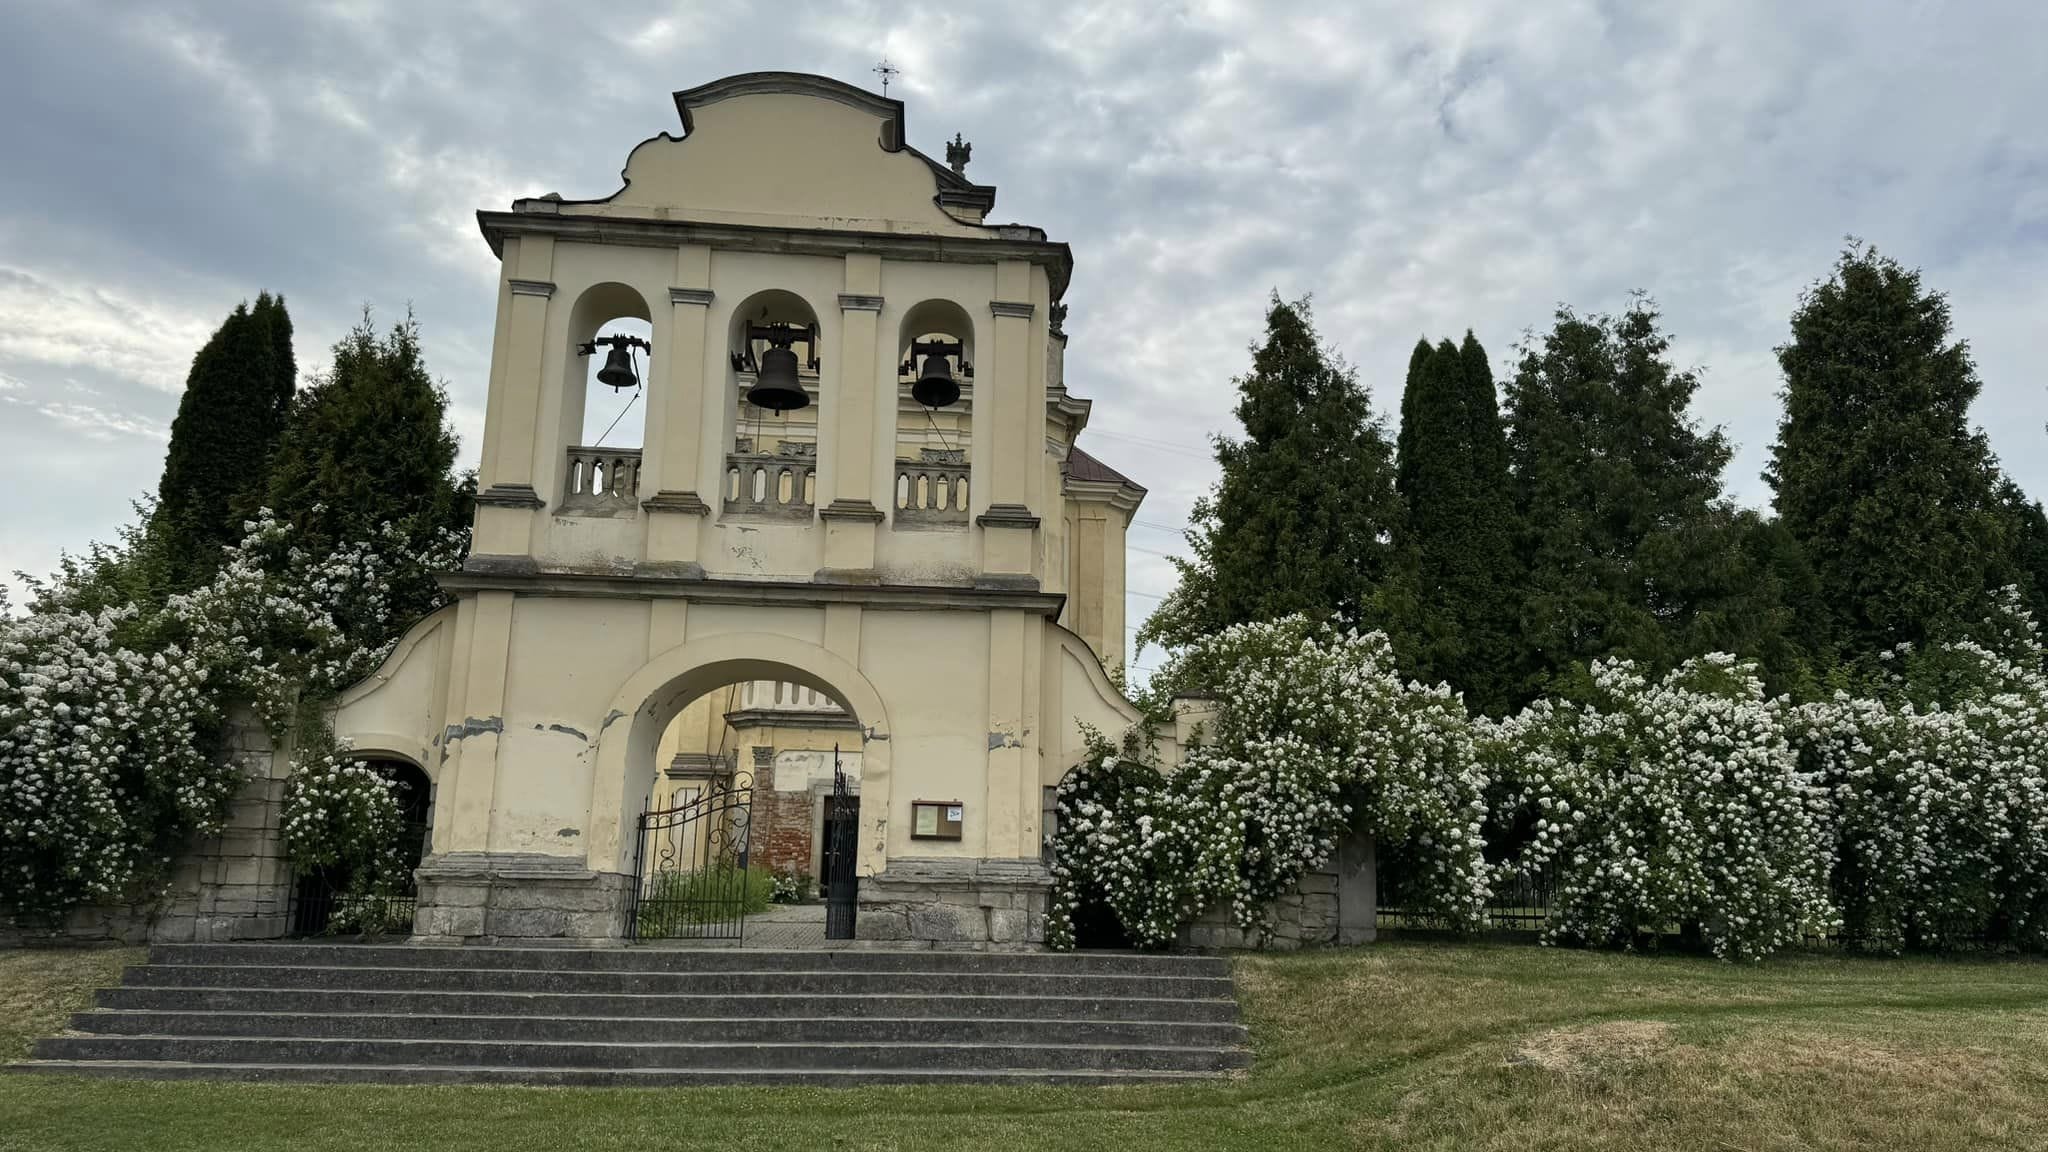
[333,73,1148,947]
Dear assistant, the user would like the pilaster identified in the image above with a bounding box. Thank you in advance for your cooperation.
[820,255,885,580]
[474,236,556,560]
[643,245,714,577]
[444,591,515,853]
[979,260,1040,588]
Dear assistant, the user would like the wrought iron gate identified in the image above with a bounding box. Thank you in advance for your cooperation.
[629,769,755,940]
[824,747,859,940]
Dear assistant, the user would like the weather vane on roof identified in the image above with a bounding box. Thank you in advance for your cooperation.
[873,57,899,96]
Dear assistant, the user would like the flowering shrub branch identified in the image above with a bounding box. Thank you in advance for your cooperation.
[1050,618,1492,949]
[1,511,463,923]
[1485,655,1837,960]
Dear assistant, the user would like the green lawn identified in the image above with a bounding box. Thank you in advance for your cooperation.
[4,941,2047,1150]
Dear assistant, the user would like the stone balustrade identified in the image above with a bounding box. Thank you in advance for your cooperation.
[561,446,641,514]
[724,449,816,518]
[894,455,971,523]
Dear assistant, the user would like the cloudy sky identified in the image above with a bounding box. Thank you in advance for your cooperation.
[3,0,2044,672]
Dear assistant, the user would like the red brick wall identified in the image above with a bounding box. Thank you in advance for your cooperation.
[753,789,814,878]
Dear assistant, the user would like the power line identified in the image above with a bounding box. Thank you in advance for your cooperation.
[1084,428,1216,460]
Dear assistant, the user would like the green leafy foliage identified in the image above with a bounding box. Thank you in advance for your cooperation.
[265,308,470,627]
[1138,296,1405,652]
[1506,297,1801,700]
[152,293,296,592]
[1769,242,2020,668]
[1391,332,1520,715]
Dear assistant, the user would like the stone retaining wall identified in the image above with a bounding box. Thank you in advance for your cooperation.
[1180,834,1378,951]
[2,714,296,947]
[856,857,1050,949]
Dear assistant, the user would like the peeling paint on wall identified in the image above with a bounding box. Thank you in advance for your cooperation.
[545,723,589,741]
[556,827,581,838]
[988,729,1022,750]
[442,716,503,744]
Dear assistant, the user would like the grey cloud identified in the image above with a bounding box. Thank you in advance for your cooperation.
[2,0,2045,639]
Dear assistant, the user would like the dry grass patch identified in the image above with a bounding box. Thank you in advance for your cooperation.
[0,947,138,1061]
[1507,1019,1676,1076]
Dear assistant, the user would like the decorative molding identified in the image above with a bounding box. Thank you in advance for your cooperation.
[819,498,887,523]
[436,569,1067,617]
[838,293,884,312]
[474,483,545,509]
[1064,476,1147,516]
[460,553,541,577]
[641,489,712,515]
[668,287,714,306]
[478,213,1074,301]
[725,708,863,734]
[976,503,1041,530]
[508,279,556,299]
[989,300,1035,319]
[674,73,907,151]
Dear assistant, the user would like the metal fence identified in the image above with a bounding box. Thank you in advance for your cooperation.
[1376,857,1554,934]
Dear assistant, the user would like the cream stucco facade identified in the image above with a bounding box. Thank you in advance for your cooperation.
[331,73,1146,946]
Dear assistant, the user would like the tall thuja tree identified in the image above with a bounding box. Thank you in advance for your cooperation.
[1770,244,2019,667]
[1507,297,1793,699]
[264,309,469,628]
[1393,332,1518,714]
[1139,295,1404,651]
[152,293,296,590]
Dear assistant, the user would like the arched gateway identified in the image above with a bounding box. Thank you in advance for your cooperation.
[331,73,1148,947]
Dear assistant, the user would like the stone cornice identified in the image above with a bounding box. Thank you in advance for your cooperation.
[723,708,863,733]
[818,498,886,523]
[507,279,556,298]
[642,489,712,515]
[439,567,1066,616]
[474,483,545,509]
[838,293,884,312]
[478,212,1073,301]
[668,287,714,306]
[1064,475,1147,516]
[989,300,1035,319]
[976,503,1041,530]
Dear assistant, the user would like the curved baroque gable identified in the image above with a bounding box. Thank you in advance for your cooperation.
[559,72,996,236]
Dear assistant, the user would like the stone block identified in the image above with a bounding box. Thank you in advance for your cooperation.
[987,908,1029,944]
[910,903,986,943]
[1296,871,1339,896]
[486,907,571,939]
[855,907,911,941]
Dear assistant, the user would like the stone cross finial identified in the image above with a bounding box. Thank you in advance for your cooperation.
[946,132,972,175]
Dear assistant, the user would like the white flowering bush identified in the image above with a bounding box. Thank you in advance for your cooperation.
[1487,654,1838,960]
[1,511,464,924]
[1048,617,1492,949]
[0,604,234,919]
[280,734,405,880]
[1794,591,2048,952]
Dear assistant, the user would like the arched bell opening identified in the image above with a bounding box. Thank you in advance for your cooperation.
[558,282,654,511]
[724,289,823,515]
[894,299,976,523]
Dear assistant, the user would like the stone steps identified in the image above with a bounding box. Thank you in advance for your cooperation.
[9,943,1250,1085]
[94,986,1242,1022]
[68,1010,1248,1048]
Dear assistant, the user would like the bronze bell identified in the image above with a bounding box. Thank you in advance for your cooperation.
[596,342,639,390]
[747,344,809,412]
[913,349,960,409]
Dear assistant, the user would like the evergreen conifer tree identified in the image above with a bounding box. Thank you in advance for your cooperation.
[1392,332,1519,714]
[1507,297,1794,698]
[264,309,468,623]
[1768,244,2015,663]
[1138,295,1404,653]
[151,293,296,589]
